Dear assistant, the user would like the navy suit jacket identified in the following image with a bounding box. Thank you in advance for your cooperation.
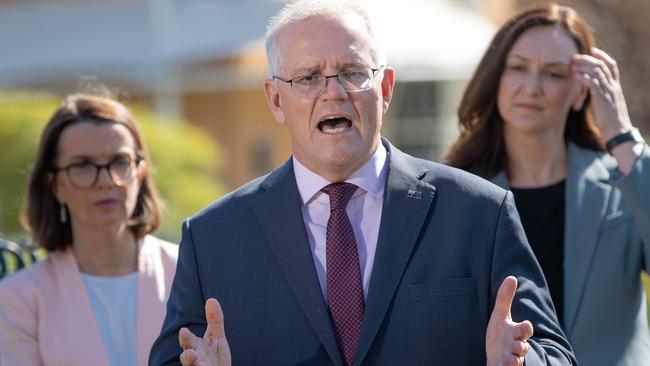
[150,140,576,365]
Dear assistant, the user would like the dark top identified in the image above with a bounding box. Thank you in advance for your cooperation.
[511,180,565,326]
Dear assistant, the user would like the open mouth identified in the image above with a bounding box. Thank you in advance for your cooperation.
[318,116,352,134]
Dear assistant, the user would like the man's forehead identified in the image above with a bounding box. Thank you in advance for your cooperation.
[276,15,375,73]
[277,13,370,48]
[290,51,372,70]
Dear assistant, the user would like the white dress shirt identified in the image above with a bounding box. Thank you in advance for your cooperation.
[293,143,388,300]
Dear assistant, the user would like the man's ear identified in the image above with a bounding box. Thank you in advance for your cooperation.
[264,79,286,124]
[572,84,588,111]
[380,67,395,114]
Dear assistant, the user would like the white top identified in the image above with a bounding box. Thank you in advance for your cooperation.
[293,143,388,300]
[81,272,138,366]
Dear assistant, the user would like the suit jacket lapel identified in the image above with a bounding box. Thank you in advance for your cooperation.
[355,143,436,365]
[563,144,611,335]
[250,161,343,365]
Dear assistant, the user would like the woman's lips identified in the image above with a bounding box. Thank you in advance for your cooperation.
[94,199,119,207]
[513,102,543,111]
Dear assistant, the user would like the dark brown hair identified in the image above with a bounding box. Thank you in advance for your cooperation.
[445,3,602,179]
[23,94,163,251]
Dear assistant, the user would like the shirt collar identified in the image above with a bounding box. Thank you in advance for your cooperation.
[293,143,388,206]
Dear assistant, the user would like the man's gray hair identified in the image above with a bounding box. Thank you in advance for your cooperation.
[265,0,387,78]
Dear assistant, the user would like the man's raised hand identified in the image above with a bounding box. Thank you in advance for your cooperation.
[178,298,231,366]
[486,276,534,366]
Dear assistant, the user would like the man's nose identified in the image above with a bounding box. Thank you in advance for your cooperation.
[321,74,347,99]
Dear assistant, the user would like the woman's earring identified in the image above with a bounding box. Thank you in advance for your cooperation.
[59,204,68,223]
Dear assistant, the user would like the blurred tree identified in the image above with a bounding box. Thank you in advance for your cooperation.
[0,91,225,243]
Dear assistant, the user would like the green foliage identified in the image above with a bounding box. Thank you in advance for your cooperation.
[132,107,226,241]
[0,91,224,243]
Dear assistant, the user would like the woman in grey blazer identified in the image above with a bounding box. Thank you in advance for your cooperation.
[446,3,649,366]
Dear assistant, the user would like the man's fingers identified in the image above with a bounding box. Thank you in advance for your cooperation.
[179,327,198,350]
[204,298,226,342]
[511,339,530,357]
[502,354,524,366]
[513,320,534,340]
[179,348,199,366]
[488,278,532,366]
[494,276,517,319]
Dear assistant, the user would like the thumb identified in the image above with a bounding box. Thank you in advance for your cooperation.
[493,276,517,319]
[204,298,226,343]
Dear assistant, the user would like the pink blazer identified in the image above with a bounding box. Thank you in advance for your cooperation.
[0,235,178,366]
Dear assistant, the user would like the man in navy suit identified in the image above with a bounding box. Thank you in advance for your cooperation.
[149,1,576,365]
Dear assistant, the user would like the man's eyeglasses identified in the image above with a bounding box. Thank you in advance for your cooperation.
[52,156,141,189]
[272,66,384,99]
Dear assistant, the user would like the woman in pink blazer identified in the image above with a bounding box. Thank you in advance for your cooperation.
[0,94,178,366]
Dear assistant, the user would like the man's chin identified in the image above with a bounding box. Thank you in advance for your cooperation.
[317,153,368,179]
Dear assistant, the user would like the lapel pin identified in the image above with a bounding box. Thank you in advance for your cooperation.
[407,190,422,199]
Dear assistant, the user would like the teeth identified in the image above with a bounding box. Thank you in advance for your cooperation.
[322,125,349,134]
[318,115,351,134]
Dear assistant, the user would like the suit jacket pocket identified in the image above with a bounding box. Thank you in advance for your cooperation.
[408,278,480,348]
[410,277,476,302]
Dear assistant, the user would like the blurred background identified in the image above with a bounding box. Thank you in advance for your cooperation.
[0,0,648,245]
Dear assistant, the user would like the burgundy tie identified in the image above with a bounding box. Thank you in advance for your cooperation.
[322,182,364,366]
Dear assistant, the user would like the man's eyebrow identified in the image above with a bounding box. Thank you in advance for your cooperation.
[339,62,369,69]
[291,65,321,75]
[290,61,370,75]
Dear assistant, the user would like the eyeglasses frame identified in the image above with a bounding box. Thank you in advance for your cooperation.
[51,156,142,190]
[272,66,385,98]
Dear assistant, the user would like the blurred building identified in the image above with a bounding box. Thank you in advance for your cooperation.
[0,0,508,189]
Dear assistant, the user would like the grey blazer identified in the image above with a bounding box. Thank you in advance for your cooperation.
[492,143,650,366]
[150,139,575,365]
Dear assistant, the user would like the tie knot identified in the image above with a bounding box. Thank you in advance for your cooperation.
[322,182,358,210]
